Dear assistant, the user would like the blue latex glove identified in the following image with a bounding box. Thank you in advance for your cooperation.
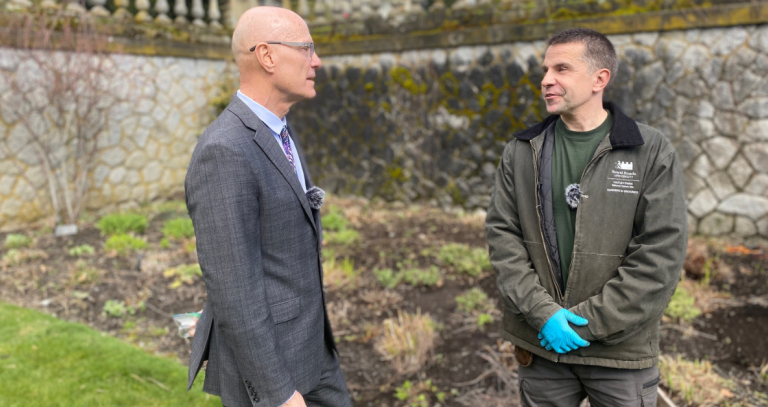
[538,309,590,354]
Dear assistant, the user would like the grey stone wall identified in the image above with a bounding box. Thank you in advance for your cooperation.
[0,49,231,230]
[290,25,768,238]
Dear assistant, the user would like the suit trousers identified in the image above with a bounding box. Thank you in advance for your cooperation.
[225,349,352,407]
[518,355,659,407]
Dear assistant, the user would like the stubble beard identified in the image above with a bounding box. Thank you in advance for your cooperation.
[546,93,570,116]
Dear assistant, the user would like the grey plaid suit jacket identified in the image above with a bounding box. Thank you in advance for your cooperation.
[185,96,335,407]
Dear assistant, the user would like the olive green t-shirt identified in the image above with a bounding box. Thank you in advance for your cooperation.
[553,112,613,289]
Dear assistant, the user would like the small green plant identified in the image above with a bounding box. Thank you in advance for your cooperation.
[160,238,170,249]
[325,229,360,246]
[455,288,489,313]
[102,300,143,318]
[1,249,48,266]
[665,286,702,324]
[438,243,491,277]
[477,313,494,327]
[96,213,148,235]
[163,264,203,289]
[102,300,128,318]
[323,256,361,290]
[321,206,348,232]
[394,378,442,407]
[162,217,195,240]
[401,265,441,287]
[322,206,360,246]
[4,234,33,249]
[105,234,147,255]
[154,200,187,214]
[395,380,413,401]
[374,268,401,289]
[151,326,170,337]
[68,244,95,257]
[71,260,100,285]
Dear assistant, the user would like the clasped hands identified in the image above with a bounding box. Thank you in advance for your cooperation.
[538,309,590,354]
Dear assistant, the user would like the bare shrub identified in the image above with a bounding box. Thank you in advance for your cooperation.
[322,255,361,291]
[327,300,351,332]
[454,341,519,407]
[374,310,437,375]
[659,354,735,406]
[0,9,127,226]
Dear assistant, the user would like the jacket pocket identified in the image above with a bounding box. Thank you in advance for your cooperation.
[567,252,624,303]
[270,297,301,324]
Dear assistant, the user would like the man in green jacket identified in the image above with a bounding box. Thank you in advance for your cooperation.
[485,28,687,406]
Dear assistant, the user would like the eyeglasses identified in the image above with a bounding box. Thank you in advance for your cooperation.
[249,42,315,59]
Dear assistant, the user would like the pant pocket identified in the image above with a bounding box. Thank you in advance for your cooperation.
[519,378,529,407]
[640,375,659,407]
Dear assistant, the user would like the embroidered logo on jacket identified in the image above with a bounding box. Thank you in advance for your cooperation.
[615,161,634,170]
[608,161,640,195]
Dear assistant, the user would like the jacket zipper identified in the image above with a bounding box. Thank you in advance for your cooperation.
[564,145,612,298]
[531,142,564,304]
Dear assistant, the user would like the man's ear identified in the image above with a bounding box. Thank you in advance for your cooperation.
[593,68,611,93]
[254,43,276,73]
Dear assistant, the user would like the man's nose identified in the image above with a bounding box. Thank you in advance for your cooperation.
[311,52,322,69]
[541,70,555,88]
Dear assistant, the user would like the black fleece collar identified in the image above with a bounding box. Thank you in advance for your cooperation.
[513,101,644,149]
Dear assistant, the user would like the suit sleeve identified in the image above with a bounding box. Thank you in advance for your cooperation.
[186,141,296,407]
[570,149,687,345]
[486,142,562,331]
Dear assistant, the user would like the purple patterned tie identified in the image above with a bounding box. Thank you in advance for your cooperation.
[279,126,296,173]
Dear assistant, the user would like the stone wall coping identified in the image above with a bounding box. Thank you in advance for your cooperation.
[314,2,768,56]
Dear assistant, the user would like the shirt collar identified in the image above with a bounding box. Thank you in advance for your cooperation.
[236,90,287,135]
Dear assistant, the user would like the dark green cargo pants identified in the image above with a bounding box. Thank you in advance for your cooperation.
[518,356,659,407]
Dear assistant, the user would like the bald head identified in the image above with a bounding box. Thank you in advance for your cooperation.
[231,7,307,65]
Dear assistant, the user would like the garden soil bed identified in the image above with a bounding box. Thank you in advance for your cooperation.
[1,197,767,406]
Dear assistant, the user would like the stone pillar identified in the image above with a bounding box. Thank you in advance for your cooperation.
[113,0,130,18]
[226,0,259,27]
[313,0,326,22]
[135,0,152,22]
[297,0,309,18]
[209,0,222,28]
[154,0,172,23]
[191,0,206,26]
[89,0,111,16]
[174,0,189,23]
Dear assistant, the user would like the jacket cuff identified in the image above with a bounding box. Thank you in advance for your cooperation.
[243,377,295,407]
[278,390,297,407]
[526,299,562,332]
[569,303,598,342]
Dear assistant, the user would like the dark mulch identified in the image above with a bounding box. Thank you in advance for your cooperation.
[2,199,767,406]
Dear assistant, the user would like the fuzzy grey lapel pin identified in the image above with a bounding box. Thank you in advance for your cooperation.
[565,184,581,209]
[306,186,325,210]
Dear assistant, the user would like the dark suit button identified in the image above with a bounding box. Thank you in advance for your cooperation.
[245,380,251,385]
[254,397,260,402]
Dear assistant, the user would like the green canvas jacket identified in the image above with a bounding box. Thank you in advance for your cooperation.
[486,102,687,369]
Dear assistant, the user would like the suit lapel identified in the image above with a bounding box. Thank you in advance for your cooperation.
[289,123,323,239]
[227,97,318,236]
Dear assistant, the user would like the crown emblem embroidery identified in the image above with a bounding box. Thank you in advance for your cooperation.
[616,161,633,170]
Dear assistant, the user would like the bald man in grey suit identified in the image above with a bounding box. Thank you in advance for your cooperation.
[184,7,352,407]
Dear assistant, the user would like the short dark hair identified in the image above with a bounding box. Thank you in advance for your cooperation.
[547,28,618,77]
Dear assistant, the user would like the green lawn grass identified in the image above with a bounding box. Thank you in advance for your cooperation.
[0,302,220,407]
